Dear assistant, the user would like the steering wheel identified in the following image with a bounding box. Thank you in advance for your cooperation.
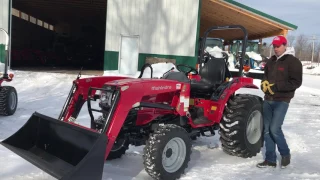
[176,64,199,76]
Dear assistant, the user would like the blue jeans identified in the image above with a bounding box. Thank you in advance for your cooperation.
[263,100,290,163]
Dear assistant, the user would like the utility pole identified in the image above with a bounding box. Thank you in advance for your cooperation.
[318,51,320,67]
[311,35,317,65]
[312,36,315,64]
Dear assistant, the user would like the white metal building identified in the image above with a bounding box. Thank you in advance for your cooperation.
[0,0,297,74]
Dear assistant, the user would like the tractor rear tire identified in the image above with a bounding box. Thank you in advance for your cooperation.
[143,124,192,180]
[0,86,18,116]
[219,94,263,158]
[106,135,129,160]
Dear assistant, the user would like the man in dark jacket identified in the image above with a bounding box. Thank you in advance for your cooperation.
[256,36,303,168]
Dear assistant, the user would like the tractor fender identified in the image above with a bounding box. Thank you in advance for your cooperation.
[227,77,259,93]
[216,77,259,101]
[222,78,259,102]
[213,77,260,123]
[227,81,259,94]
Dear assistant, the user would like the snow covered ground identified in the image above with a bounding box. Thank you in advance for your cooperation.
[303,66,320,75]
[0,68,320,180]
[302,61,320,75]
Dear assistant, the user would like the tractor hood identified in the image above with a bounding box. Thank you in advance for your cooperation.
[105,78,186,93]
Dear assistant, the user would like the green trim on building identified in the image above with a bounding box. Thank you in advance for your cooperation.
[104,51,119,70]
[224,0,298,30]
[104,51,197,71]
[0,44,5,63]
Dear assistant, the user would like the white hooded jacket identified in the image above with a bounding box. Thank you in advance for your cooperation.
[276,47,295,60]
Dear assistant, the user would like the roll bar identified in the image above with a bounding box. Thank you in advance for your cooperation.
[199,25,248,77]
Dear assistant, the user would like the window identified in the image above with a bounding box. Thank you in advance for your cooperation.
[37,19,43,26]
[12,8,20,17]
[44,22,49,29]
[30,16,36,24]
[12,8,55,31]
[21,12,29,21]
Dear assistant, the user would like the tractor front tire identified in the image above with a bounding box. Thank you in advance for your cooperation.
[220,94,263,158]
[143,124,192,180]
[0,86,18,116]
[107,135,129,160]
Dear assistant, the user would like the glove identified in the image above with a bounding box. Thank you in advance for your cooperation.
[261,80,277,95]
[260,80,269,93]
[267,83,277,95]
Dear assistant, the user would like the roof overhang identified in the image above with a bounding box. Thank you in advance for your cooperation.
[200,0,298,41]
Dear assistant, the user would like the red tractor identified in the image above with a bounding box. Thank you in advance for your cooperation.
[1,25,263,180]
[0,28,18,116]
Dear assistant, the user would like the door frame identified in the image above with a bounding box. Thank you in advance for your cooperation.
[8,0,12,69]
[118,34,140,74]
[0,0,12,69]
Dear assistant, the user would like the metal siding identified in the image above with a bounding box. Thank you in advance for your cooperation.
[0,0,9,45]
[105,0,199,57]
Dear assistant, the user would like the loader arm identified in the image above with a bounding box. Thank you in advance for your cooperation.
[58,76,133,122]
[95,79,190,159]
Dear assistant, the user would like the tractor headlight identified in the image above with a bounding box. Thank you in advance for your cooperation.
[100,92,107,102]
[99,91,113,107]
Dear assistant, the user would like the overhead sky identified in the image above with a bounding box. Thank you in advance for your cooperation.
[236,0,320,42]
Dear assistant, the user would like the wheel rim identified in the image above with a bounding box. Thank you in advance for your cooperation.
[111,138,126,152]
[9,91,17,111]
[162,137,186,173]
[246,110,262,144]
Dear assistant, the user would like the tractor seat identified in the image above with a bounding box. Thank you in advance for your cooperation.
[190,79,215,92]
[190,57,227,95]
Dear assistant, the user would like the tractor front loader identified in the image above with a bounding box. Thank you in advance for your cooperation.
[1,25,263,180]
[0,28,18,116]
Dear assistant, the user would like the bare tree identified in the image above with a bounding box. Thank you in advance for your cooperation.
[287,34,296,47]
[294,34,309,61]
[304,42,313,62]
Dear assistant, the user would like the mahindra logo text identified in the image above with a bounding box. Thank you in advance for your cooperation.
[151,86,172,90]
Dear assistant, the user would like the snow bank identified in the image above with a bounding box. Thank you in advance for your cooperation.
[205,46,224,58]
[303,65,320,75]
[103,70,135,77]
[103,62,178,79]
[138,62,178,78]
[246,51,262,61]
[204,46,236,69]
[310,66,320,75]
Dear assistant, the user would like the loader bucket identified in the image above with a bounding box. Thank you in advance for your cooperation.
[0,112,107,180]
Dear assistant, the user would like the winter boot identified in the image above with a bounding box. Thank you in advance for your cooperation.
[281,155,291,168]
[256,160,276,168]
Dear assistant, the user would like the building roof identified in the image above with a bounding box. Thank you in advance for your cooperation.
[199,0,298,41]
